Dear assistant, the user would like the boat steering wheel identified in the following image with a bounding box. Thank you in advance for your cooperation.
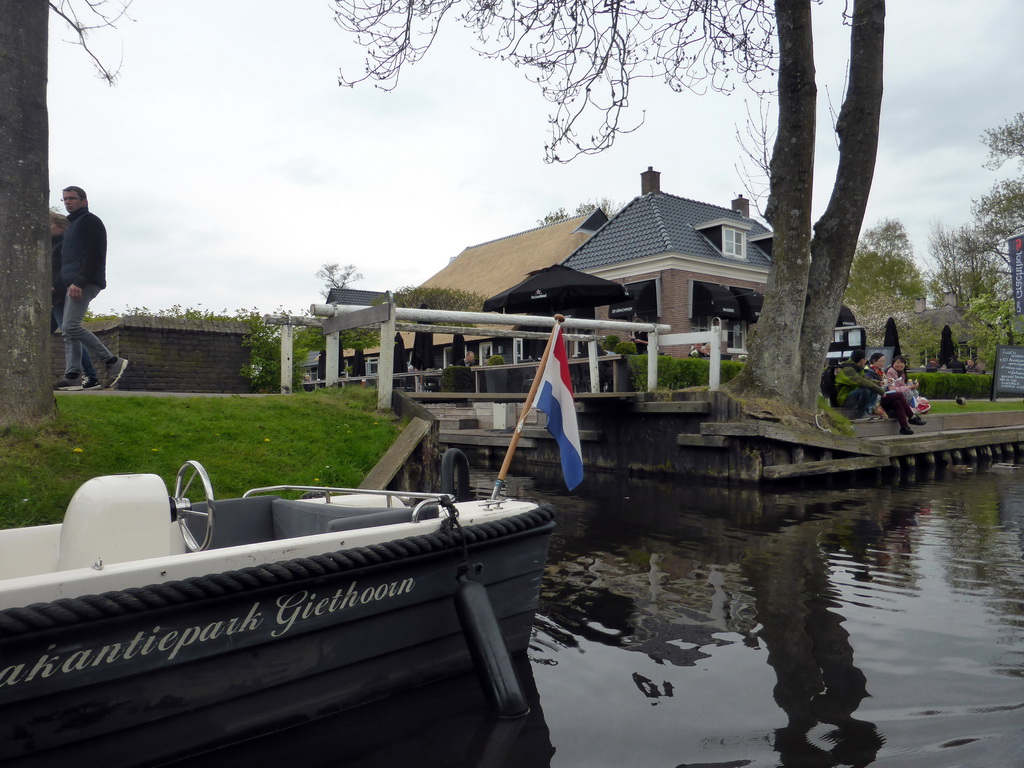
[172,460,216,552]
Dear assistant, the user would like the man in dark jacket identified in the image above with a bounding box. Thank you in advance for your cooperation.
[50,211,100,389]
[54,186,130,390]
[833,349,885,419]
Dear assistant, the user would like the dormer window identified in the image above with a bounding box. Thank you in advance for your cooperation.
[723,227,745,258]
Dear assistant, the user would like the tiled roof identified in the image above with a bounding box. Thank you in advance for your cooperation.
[562,193,772,271]
[326,287,387,306]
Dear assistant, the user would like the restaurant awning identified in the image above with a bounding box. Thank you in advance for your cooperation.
[691,281,741,319]
[730,287,763,322]
[608,279,658,319]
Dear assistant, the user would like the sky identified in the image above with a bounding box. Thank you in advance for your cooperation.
[47,0,1023,317]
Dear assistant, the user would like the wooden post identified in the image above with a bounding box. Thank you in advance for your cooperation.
[325,331,340,387]
[588,339,600,393]
[279,322,293,395]
[708,325,722,391]
[378,296,396,410]
[647,331,659,391]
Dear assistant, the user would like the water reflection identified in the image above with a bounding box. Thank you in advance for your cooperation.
[169,466,1024,768]
[501,464,1024,767]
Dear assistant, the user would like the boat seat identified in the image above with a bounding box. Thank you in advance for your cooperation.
[185,496,278,550]
[270,498,439,539]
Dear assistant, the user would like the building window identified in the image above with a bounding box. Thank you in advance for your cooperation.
[692,318,748,353]
[723,227,745,258]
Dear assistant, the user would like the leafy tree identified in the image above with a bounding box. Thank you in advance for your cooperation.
[960,294,1017,370]
[537,198,624,227]
[926,222,1003,305]
[333,0,886,414]
[316,262,364,299]
[391,285,488,313]
[845,219,925,311]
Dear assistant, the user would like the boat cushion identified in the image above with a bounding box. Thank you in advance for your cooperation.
[270,498,431,538]
[187,495,278,549]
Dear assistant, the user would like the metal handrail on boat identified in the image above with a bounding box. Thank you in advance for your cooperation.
[241,485,456,521]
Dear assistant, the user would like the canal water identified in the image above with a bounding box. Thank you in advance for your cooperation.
[177,464,1024,768]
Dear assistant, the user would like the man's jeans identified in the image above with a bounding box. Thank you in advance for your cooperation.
[844,387,877,416]
[62,284,113,376]
[52,305,98,378]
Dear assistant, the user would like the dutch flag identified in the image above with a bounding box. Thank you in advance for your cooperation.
[535,325,584,490]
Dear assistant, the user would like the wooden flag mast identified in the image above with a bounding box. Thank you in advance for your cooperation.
[490,315,565,500]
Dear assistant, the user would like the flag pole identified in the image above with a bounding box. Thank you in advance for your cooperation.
[490,315,565,500]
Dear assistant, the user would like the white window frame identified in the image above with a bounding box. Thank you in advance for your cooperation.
[723,227,745,258]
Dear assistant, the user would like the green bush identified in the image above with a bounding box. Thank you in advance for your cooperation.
[914,372,992,399]
[603,334,620,352]
[626,355,745,392]
[614,341,638,355]
[487,354,505,366]
[441,365,475,392]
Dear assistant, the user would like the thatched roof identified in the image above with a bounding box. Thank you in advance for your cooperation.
[419,214,600,298]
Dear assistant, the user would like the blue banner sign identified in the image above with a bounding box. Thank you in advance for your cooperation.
[1012,234,1024,315]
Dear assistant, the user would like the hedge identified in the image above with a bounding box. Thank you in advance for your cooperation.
[913,372,992,399]
[626,355,745,391]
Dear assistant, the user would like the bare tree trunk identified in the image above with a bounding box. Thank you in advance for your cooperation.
[802,0,885,404]
[0,1,53,426]
[727,0,885,414]
[726,0,817,402]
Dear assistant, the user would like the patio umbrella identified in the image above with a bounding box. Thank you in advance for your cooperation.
[452,334,466,366]
[483,264,629,315]
[352,348,365,377]
[411,304,435,370]
[883,316,902,358]
[939,324,955,367]
[393,332,407,373]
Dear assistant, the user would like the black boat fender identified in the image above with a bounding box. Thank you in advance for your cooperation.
[454,563,529,718]
[441,448,472,502]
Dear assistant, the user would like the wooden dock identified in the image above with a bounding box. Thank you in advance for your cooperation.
[409,391,1024,484]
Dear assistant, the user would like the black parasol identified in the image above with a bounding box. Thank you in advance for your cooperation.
[393,332,407,373]
[883,317,902,359]
[483,264,629,315]
[452,334,466,366]
[411,304,435,370]
[939,324,955,367]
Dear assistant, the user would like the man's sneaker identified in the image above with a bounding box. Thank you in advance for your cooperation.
[104,357,130,389]
[54,375,83,391]
[81,376,103,390]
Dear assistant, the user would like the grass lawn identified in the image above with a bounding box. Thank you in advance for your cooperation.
[0,388,400,529]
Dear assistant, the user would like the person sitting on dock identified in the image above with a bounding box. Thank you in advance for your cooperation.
[865,352,924,434]
[835,350,887,421]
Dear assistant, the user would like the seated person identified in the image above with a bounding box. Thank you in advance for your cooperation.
[835,349,886,420]
[925,358,939,372]
[885,355,922,411]
[946,355,966,373]
[865,352,925,434]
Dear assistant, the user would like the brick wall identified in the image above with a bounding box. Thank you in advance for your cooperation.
[50,316,252,393]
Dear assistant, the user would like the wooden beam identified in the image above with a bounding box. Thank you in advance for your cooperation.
[762,455,893,480]
[323,302,391,335]
[701,420,888,456]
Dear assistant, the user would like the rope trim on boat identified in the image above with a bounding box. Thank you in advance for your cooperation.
[0,504,555,638]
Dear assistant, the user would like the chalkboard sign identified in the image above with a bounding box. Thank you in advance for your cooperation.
[864,346,895,366]
[991,345,1024,400]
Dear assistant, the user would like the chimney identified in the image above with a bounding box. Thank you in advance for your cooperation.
[641,166,661,196]
[914,297,927,313]
[731,194,750,218]
[943,291,957,307]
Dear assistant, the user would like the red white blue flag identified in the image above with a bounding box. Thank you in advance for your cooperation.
[535,325,583,490]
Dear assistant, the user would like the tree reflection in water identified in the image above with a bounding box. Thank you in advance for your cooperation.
[496,464,1024,767]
